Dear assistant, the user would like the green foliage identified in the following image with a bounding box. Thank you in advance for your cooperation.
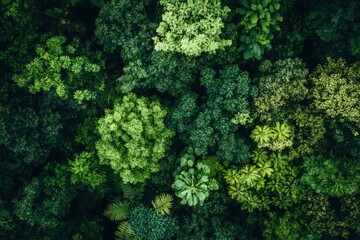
[237,0,283,59]
[130,206,178,240]
[95,0,154,53]
[104,201,129,221]
[0,199,15,235]
[254,58,309,122]
[13,36,104,101]
[250,125,274,145]
[340,196,360,235]
[153,0,232,57]
[231,110,253,125]
[95,0,168,94]
[301,155,360,197]
[0,92,63,169]
[176,189,255,240]
[151,194,173,216]
[104,200,135,240]
[0,0,43,70]
[167,92,198,134]
[224,148,299,212]
[305,0,360,59]
[172,148,219,206]
[329,121,360,158]
[298,193,351,238]
[289,107,326,155]
[2,1,360,240]
[74,219,104,240]
[69,151,106,189]
[96,93,174,184]
[104,195,176,240]
[310,58,360,128]
[116,221,135,240]
[13,176,75,239]
[263,212,300,240]
[72,233,83,240]
[250,122,293,151]
[349,33,360,58]
[168,65,251,163]
[43,162,70,191]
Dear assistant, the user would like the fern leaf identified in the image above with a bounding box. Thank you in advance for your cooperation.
[115,221,135,240]
[151,193,173,216]
[104,201,129,221]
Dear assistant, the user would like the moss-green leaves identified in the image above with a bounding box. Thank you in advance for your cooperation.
[96,93,174,184]
[154,0,231,57]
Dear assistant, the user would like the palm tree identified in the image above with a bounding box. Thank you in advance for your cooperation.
[271,122,292,141]
[251,125,274,145]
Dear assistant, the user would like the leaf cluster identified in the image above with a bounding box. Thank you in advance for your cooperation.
[237,0,283,59]
[96,93,174,184]
[154,0,232,56]
[172,148,219,206]
[224,147,299,212]
[301,154,360,197]
[13,36,104,101]
[250,122,293,151]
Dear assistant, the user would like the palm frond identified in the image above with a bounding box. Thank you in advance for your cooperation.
[104,201,129,221]
[115,221,135,240]
[151,193,173,216]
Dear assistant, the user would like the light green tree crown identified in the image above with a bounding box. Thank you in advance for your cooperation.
[96,93,174,184]
[153,0,232,57]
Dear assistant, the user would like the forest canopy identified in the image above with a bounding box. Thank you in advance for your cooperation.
[0,0,359,239]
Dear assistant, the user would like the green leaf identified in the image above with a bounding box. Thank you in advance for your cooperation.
[243,49,253,59]
[253,43,261,58]
[274,3,280,10]
[250,14,258,24]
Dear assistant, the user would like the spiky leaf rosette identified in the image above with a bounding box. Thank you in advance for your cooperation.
[151,194,173,216]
